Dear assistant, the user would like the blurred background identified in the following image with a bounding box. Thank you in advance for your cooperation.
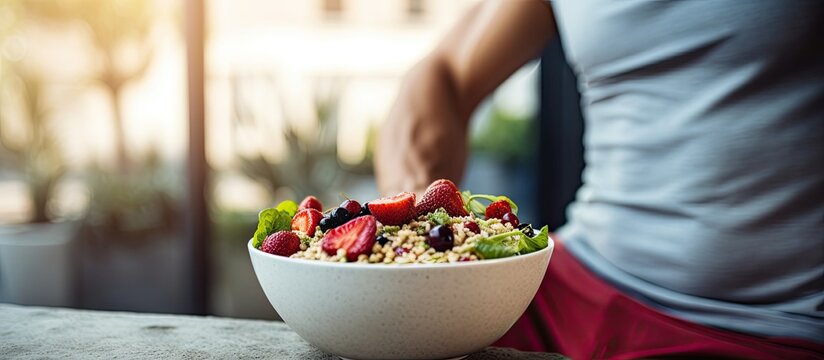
[0,0,555,319]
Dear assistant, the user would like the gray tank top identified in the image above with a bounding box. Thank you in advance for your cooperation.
[550,0,824,342]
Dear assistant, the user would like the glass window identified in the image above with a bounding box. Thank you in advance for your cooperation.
[0,0,190,313]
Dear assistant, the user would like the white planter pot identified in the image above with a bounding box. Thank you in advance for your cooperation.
[0,221,78,307]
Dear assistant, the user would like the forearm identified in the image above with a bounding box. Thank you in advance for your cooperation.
[431,0,556,121]
[375,0,556,195]
[399,55,465,133]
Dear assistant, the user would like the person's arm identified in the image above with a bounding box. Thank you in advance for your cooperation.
[375,0,556,195]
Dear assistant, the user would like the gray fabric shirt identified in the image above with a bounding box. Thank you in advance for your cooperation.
[549,0,824,342]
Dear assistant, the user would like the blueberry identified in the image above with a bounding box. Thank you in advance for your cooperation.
[359,202,371,216]
[427,225,454,252]
[376,234,390,245]
[517,223,534,237]
[319,217,335,232]
[330,207,351,224]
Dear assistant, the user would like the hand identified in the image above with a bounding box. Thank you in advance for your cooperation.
[375,57,468,196]
[374,0,555,196]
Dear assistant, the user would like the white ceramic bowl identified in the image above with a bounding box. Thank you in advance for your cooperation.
[248,238,554,360]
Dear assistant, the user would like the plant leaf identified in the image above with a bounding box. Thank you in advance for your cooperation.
[518,225,549,254]
[276,200,298,217]
[475,232,520,259]
[462,190,487,218]
[252,207,294,248]
[473,225,549,259]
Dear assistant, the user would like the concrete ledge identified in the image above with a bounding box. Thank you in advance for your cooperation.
[0,304,566,359]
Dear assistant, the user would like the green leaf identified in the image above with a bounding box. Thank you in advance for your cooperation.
[462,190,487,218]
[462,191,519,217]
[473,225,550,259]
[252,207,294,248]
[475,230,521,259]
[276,200,298,217]
[271,211,293,234]
[426,208,451,226]
[518,225,549,254]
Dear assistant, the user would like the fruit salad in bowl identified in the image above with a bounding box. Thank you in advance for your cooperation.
[248,179,554,360]
[252,179,550,264]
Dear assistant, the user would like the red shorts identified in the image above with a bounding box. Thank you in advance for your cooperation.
[494,239,824,359]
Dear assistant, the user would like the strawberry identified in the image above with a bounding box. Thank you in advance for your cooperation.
[485,200,512,220]
[368,192,417,225]
[321,215,377,261]
[298,196,323,212]
[415,179,468,217]
[261,231,301,257]
[291,208,323,237]
[430,179,459,192]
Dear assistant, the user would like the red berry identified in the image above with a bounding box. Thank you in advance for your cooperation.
[430,179,460,192]
[368,192,417,225]
[485,200,512,220]
[501,212,520,227]
[462,221,480,234]
[321,215,377,261]
[298,196,323,212]
[261,231,301,257]
[340,199,361,216]
[415,179,468,217]
[291,208,323,237]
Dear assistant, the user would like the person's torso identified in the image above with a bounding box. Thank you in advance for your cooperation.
[550,0,824,341]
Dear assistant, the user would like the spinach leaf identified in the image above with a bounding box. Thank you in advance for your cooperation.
[473,225,550,259]
[519,225,549,254]
[475,232,520,259]
[252,207,294,248]
[276,200,298,217]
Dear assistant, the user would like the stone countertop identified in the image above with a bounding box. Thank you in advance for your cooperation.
[0,304,566,359]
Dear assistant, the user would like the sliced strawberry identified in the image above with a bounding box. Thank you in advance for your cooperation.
[321,215,377,261]
[415,179,468,217]
[291,208,323,236]
[261,231,301,257]
[485,200,512,220]
[298,196,323,212]
[367,192,417,225]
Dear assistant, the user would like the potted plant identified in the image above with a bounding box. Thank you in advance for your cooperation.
[16,0,192,313]
[77,150,189,313]
[0,61,78,307]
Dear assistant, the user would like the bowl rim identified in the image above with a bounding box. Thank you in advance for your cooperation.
[248,235,554,270]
